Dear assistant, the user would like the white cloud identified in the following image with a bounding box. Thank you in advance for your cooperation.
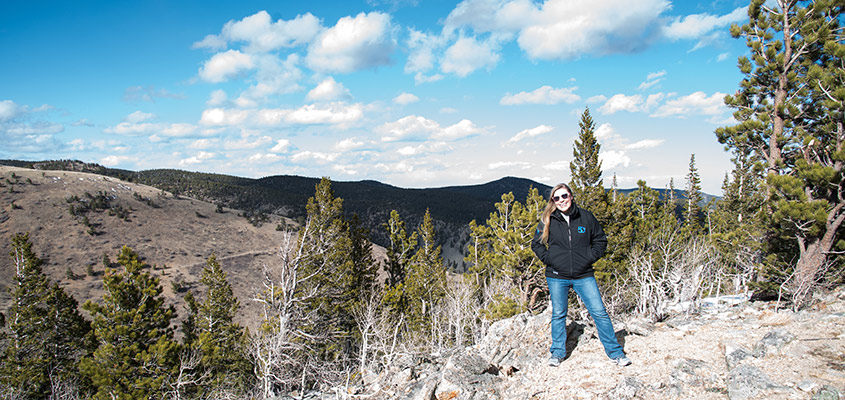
[393,92,419,105]
[441,35,500,77]
[505,124,554,145]
[334,137,364,151]
[378,115,482,142]
[488,161,531,170]
[435,119,483,140]
[104,122,156,136]
[220,11,321,52]
[192,34,227,51]
[595,123,616,140]
[717,52,730,62]
[101,155,133,167]
[465,0,670,60]
[638,70,666,90]
[600,150,630,169]
[247,152,282,162]
[207,90,228,106]
[179,151,215,166]
[284,102,364,125]
[0,100,25,122]
[237,53,304,105]
[125,111,155,123]
[198,49,255,83]
[663,7,746,40]
[161,123,198,137]
[306,77,352,101]
[626,139,664,149]
[543,160,570,171]
[378,115,441,142]
[292,151,339,163]
[414,72,444,84]
[500,85,580,105]
[306,12,395,73]
[405,28,445,73]
[200,108,251,126]
[223,136,273,150]
[270,139,292,152]
[189,138,219,149]
[651,91,727,118]
[598,94,644,114]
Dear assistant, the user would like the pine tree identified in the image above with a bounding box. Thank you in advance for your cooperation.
[684,154,703,232]
[80,246,179,400]
[297,178,377,359]
[183,254,252,395]
[381,210,418,317]
[569,107,608,222]
[0,233,91,399]
[716,0,844,306]
[405,209,447,337]
[465,189,546,317]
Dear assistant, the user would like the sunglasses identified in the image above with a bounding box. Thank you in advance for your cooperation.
[552,193,571,202]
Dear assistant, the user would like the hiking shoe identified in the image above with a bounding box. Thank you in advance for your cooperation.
[548,356,563,367]
[614,356,632,367]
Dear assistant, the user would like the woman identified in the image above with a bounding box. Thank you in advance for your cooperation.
[531,183,631,367]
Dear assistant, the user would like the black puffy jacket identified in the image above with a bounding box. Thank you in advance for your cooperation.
[531,207,608,279]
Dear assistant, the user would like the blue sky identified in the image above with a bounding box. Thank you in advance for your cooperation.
[1,0,751,194]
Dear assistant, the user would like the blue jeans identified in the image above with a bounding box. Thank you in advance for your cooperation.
[547,276,625,360]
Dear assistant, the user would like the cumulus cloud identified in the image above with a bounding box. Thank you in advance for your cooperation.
[198,49,255,83]
[201,102,363,127]
[126,111,155,123]
[441,35,500,77]
[500,85,580,105]
[306,77,352,101]
[378,115,483,142]
[599,94,644,114]
[663,7,746,40]
[600,150,631,169]
[393,92,419,105]
[405,28,445,73]
[270,139,292,152]
[504,124,554,145]
[179,151,216,166]
[100,155,134,167]
[218,11,321,52]
[306,12,395,73]
[651,91,727,118]
[237,53,304,105]
[335,137,365,151]
[626,139,664,149]
[444,0,669,60]
[292,151,339,163]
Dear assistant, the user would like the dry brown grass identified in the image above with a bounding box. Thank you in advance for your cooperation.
[0,166,386,331]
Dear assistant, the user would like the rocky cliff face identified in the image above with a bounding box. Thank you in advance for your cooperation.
[353,288,844,400]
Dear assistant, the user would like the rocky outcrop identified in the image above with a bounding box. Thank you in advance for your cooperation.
[343,288,845,400]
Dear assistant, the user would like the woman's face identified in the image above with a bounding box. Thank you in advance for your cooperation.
[552,187,572,213]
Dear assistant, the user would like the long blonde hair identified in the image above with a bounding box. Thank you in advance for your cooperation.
[540,183,575,245]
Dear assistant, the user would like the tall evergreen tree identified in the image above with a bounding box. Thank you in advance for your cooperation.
[0,233,91,399]
[684,154,703,232]
[716,0,845,305]
[297,178,377,359]
[183,254,252,395]
[381,210,418,317]
[465,189,546,317]
[405,209,447,336]
[80,246,179,400]
[569,107,608,221]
